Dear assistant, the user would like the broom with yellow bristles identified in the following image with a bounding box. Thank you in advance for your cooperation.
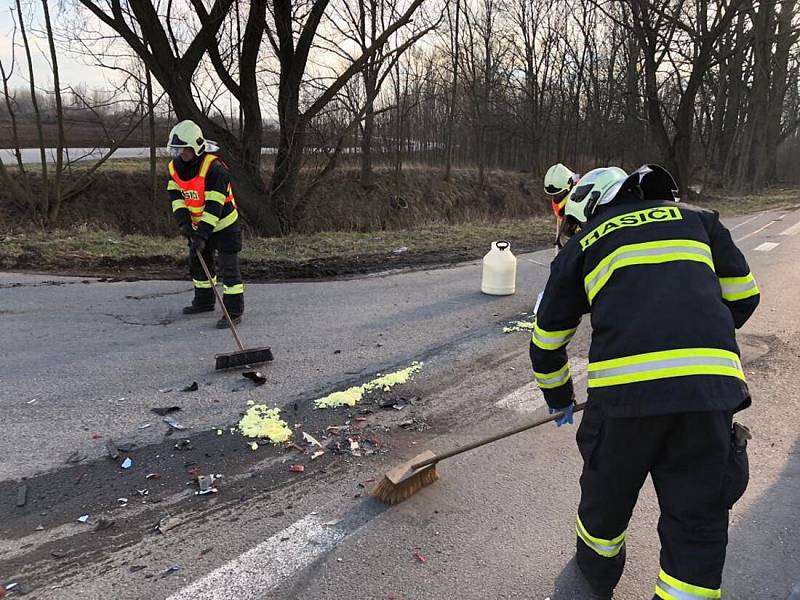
[373,402,586,505]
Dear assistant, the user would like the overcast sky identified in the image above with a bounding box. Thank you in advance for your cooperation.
[0,4,108,91]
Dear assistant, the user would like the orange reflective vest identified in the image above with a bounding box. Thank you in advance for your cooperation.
[168,154,237,227]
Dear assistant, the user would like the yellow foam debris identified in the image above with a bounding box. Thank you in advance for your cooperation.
[238,405,292,443]
[315,362,424,409]
[503,320,536,333]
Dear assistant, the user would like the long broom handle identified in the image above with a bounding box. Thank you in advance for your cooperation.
[195,250,246,352]
[411,402,587,470]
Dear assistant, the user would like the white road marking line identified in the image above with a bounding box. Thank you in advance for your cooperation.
[729,214,761,231]
[165,514,347,600]
[754,242,780,252]
[496,359,588,412]
[780,220,800,236]
[734,218,783,243]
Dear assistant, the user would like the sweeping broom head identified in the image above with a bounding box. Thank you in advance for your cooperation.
[373,450,440,505]
[215,346,274,371]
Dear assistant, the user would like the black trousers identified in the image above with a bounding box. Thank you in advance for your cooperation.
[575,402,748,598]
[188,226,244,316]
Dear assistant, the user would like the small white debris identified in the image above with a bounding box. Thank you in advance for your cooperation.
[78,515,90,523]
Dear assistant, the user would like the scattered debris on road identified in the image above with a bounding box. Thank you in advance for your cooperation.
[242,370,267,385]
[174,439,192,451]
[393,246,409,254]
[91,432,104,439]
[502,315,536,333]
[302,432,324,448]
[181,382,198,392]
[311,450,325,460]
[289,464,305,473]
[77,515,90,523]
[15,485,27,508]
[120,457,133,469]
[138,423,152,430]
[249,441,259,451]
[151,406,181,416]
[163,416,187,431]
[414,550,427,563]
[196,474,220,495]
[145,472,161,480]
[162,565,181,577]
[117,498,128,507]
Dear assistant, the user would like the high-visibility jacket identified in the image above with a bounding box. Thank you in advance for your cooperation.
[530,198,760,417]
[167,154,238,237]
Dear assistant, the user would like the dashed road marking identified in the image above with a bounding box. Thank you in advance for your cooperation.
[754,242,780,252]
[735,218,784,243]
[780,221,800,236]
[729,214,761,231]
[165,514,347,600]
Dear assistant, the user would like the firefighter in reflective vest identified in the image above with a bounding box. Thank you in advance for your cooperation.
[530,165,759,600]
[166,120,244,329]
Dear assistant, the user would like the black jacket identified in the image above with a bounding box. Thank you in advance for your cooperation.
[530,198,759,417]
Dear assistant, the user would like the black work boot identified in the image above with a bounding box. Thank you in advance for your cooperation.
[216,315,242,329]
[183,303,215,315]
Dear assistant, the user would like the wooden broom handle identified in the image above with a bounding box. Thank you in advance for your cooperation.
[411,402,587,470]
[195,250,246,351]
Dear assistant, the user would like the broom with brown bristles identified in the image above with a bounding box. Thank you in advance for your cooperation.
[373,402,586,505]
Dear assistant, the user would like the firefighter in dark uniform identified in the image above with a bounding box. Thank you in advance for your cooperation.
[166,120,244,328]
[530,165,759,599]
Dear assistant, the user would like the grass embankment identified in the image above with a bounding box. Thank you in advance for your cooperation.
[1,169,797,280]
[0,218,555,280]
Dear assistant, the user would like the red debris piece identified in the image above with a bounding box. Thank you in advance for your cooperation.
[362,478,376,484]
[355,416,367,422]
[289,464,305,473]
[91,433,104,439]
[187,467,201,476]
[0,584,6,598]
[145,472,161,480]
[413,550,427,564]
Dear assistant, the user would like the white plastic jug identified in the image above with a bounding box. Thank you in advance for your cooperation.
[481,240,517,295]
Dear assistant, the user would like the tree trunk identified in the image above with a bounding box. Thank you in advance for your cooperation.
[444,0,461,181]
[146,61,157,208]
[41,0,65,224]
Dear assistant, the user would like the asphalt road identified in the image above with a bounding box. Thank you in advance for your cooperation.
[1,206,799,599]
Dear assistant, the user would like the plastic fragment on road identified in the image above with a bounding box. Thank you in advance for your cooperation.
[121,457,133,469]
[414,550,427,563]
[302,432,323,448]
[311,450,325,460]
[315,362,423,409]
[502,318,536,333]
[216,429,223,436]
[181,382,198,392]
[117,497,128,506]
[196,475,220,495]
[163,416,187,430]
[162,565,181,577]
[138,423,152,430]
[174,439,192,451]
[249,441,259,451]
[145,472,161,480]
[238,405,292,443]
[77,515,89,523]
[289,464,305,473]
[242,370,267,385]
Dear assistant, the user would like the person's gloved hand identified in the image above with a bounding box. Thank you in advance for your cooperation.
[549,402,575,427]
[179,222,193,240]
[190,235,206,255]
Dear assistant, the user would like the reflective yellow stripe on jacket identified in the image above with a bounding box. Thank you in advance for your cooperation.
[533,362,571,389]
[532,323,577,351]
[655,569,721,599]
[584,239,715,304]
[587,348,745,388]
[719,272,759,302]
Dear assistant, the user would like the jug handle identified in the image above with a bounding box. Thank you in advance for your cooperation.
[495,240,510,251]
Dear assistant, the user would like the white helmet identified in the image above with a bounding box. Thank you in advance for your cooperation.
[544,163,579,196]
[167,120,206,157]
[564,167,628,223]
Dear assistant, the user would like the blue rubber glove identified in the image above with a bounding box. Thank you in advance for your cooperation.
[549,402,575,427]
